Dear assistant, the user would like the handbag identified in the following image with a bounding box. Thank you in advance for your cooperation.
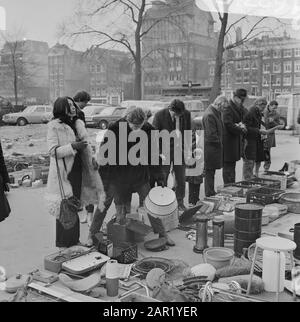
[55,148,81,230]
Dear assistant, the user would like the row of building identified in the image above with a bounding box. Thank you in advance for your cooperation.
[0,40,134,105]
[0,0,299,106]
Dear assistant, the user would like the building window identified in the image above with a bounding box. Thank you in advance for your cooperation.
[236,50,242,58]
[273,49,281,58]
[295,48,300,57]
[251,86,258,96]
[273,62,281,73]
[295,61,300,72]
[243,71,250,83]
[263,49,271,58]
[263,75,269,86]
[209,66,215,76]
[283,75,291,86]
[295,75,300,85]
[90,65,96,73]
[251,60,258,69]
[275,76,281,86]
[263,63,270,73]
[284,61,292,73]
[236,72,242,84]
[236,61,242,70]
[283,49,292,57]
[251,50,258,56]
[244,60,250,70]
[244,50,251,57]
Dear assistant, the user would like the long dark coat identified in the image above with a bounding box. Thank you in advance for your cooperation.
[107,118,164,186]
[0,141,11,222]
[153,108,192,162]
[222,100,248,163]
[243,105,265,162]
[203,105,223,170]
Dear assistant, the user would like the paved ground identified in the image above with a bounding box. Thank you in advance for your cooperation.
[0,130,299,301]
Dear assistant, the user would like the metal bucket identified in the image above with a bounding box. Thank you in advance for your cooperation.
[234,204,263,257]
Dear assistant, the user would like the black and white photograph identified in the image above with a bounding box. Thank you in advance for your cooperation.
[1,0,300,306]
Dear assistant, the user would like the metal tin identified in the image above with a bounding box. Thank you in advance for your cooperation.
[213,218,225,247]
[193,214,209,254]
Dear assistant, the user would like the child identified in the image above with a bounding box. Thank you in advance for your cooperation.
[186,117,204,207]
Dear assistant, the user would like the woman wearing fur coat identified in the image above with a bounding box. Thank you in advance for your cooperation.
[45,97,105,248]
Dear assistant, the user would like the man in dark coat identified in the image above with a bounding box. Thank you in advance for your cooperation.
[0,140,11,222]
[103,107,175,246]
[203,96,227,197]
[153,99,192,211]
[222,89,248,184]
[243,97,268,180]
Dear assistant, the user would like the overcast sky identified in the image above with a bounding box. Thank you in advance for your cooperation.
[0,0,76,47]
[0,0,298,51]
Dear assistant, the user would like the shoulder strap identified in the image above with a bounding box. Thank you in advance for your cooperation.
[54,147,66,200]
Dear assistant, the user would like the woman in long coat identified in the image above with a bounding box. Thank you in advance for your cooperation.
[45,97,88,248]
[0,140,11,222]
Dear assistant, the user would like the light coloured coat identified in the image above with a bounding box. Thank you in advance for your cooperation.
[45,119,105,219]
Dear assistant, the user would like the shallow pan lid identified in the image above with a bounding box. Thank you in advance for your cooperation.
[148,187,176,207]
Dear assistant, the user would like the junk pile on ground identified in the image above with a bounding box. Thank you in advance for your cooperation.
[1,165,300,302]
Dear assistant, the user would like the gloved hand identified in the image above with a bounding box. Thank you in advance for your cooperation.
[92,157,99,171]
[4,183,10,192]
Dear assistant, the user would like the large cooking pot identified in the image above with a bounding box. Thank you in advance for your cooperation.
[144,187,178,216]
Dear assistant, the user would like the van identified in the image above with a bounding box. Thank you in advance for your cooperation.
[276,93,300,129]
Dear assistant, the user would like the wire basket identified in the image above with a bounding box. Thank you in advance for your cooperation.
[246,187,285,205]
[112,242,138,264]
[248,177,281,189]
[232,181,265,197]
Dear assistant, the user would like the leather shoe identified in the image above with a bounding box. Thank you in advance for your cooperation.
[164,235,175,247]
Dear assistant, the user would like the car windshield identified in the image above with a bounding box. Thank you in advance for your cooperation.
[99,107,115,116]
[83,106,106,116]
[22,106,37,113]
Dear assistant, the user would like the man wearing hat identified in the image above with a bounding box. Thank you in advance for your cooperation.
[242,97,269,180]
[222,89,248,184]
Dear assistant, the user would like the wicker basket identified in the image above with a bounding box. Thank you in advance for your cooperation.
[246,187,285,206]
[112,242,138,264]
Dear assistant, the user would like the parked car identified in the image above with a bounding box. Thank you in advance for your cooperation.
[2,105,53,126]
[83,104,111,128]
[0,97,13,124]
[93,106,127,129]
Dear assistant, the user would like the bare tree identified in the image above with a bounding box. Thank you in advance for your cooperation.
[60,0,187,100]
[209,0,288,102]
[0,30,42,106]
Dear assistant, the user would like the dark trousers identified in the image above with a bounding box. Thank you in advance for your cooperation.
[223,161,237,185]
[162,164,186,203]
[113,182,151,209]
[189,183,200,205]
[205,169,216,197]
[89,180,115,237]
